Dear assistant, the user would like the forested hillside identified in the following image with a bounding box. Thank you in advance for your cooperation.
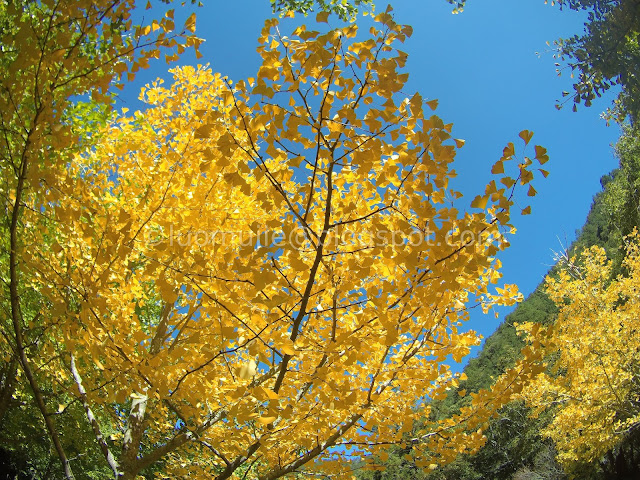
[358,127,640,480]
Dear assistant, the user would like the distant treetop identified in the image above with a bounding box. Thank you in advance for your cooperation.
[270,0,376,21]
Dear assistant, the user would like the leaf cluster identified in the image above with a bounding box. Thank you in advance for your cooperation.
[0,5,548,478]
[271,0,375,21]
[551,0,640,123]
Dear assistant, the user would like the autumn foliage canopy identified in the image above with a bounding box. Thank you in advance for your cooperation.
[0,2,550,478]
[517,234,640,471]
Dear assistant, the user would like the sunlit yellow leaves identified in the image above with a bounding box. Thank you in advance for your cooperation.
[157,275,178,304]
[278,339,296,356]
[257,416,277,425]
[500,176,516,188]
[238,360,257,380]
[469,194,488,210]
[4,7,552,479]
[515,232,640,469]
[262,387,280,401]
[184,13,197,33]
[1,1,203,471]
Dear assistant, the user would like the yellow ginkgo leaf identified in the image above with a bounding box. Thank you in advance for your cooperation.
[491,160,504,175]
[519,129,534,145]
[184,13,196,34]
[238,359,257,380]
[471,195,489,210]
[257,416,277,425]
[316,11,329,23]
[264,388,279,401]
[278,339,296,356]
[426,99,439,111]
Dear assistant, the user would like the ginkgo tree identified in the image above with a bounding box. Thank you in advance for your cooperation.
[6,5,548,480]
[0,0,201,477]
[515,233,640,472]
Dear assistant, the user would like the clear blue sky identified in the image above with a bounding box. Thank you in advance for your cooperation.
[124,0,621,357]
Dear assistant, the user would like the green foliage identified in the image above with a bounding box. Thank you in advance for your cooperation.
[511,444,568,480]
[570,125,640,278]
[356,444,431,480]
[444,0,466,14]
[270,0,375,20]
[466,289,557,389]
[602,126,640,239]
[571,184,619,253]
[553,0,640,122]
[270,0,466,20]
[431,404,563,480]
[0,392,115,479]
